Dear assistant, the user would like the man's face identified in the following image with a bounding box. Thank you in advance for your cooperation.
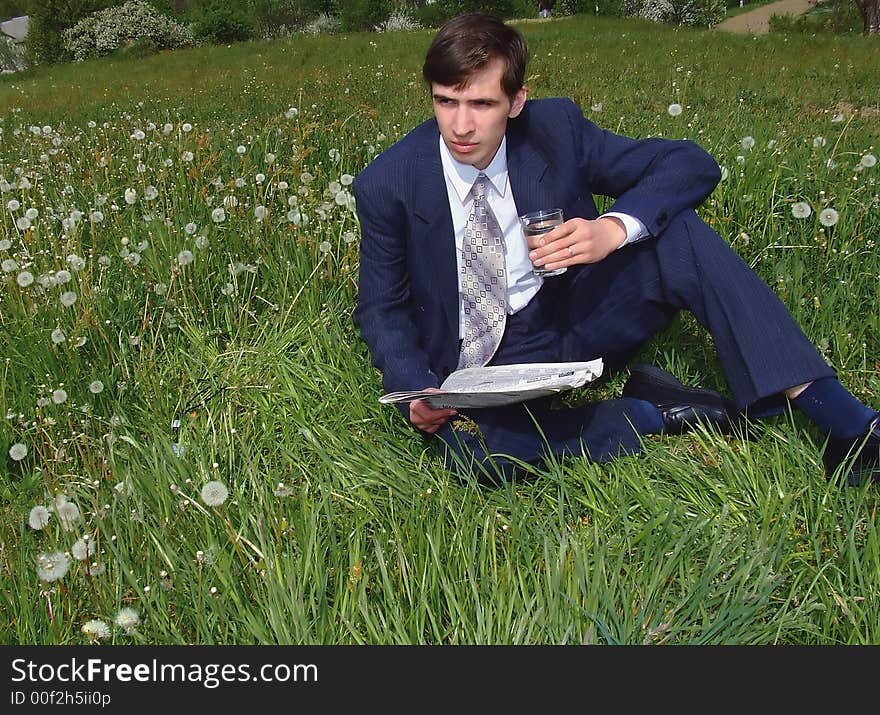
[431,57,527,170]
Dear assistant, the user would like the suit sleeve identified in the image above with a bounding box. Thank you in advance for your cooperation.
[563,99,721,236]
[353,172,440,399]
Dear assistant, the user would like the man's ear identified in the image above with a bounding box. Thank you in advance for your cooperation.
[508,87,527,118]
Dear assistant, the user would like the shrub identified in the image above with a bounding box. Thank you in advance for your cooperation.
[629,0,726,26]
[374,7,423,30]
[190,0,258,43]
[27,0,110,65]
[0,34,27,73]
[300,11,340,32]
[337,0,393,31]
[63,0,196,62]
[414,0,516,27]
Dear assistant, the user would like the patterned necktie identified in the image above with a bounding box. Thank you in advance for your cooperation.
[457,173,507,370]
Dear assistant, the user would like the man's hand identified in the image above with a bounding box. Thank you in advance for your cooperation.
[527,216,627,272]
[410,387,457,434]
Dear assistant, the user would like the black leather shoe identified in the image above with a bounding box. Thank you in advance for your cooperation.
[822,417,880,486]
[623,363,744,436]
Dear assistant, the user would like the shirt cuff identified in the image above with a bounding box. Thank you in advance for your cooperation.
[601,212,649,249]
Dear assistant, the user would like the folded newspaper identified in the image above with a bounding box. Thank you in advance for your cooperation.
[379,359,604,409]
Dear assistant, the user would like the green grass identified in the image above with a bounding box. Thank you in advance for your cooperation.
[1,16,879,645]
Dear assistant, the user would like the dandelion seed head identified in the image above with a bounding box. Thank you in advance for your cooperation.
[819,208,839,227]
[200,480,229,507]
[177,250,194,266]
[740,136,755,150]
[37,550,70,582]
[81,619,111,640]
[791,202,812,219]
[16,271,33,287]
[212,207,226,223]
[861,154,876,168]
[667,103,682,117]
[89,380,104,394]
[51,328,66,344]
[114,607,140,633]
[60,291,77,307]
[72,536,96,561]
[28,505,49,529]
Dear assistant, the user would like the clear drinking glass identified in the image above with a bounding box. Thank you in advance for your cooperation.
[520,208,566,277]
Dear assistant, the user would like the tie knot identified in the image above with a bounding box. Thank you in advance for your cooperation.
[472,173,489,201]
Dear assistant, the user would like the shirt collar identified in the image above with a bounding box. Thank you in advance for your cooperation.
[438,135,509,204]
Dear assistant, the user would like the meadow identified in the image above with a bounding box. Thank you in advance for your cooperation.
[0,16,878,645]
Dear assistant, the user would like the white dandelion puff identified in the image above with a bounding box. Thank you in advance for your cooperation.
[81,619,111,640]
[2,258,19,272]
[144,186,158,201]
[236,145,246,155]
[740,136,755,150]
[667,103,682,117]
[37,550,70,582]
[318,241,332,254]
[184,222,197,235]
[791,202,812,219]
[25,207,38,220]
[124,188,137,205]
[67,254,85,270]
[16,271,33,287]
[28,505,50,530]
[6,198,20,211]
[818,208,839,227]
[55,269,71,284]
[340,174,354,186]
[182,150,194,162]
[182,122,193,132]
[89,380,104,394]
[114,607,140,633]
[56,500,81,531]
[254,205,267,220]
[211,207,225,223]
[861,154,876,168]
[813,136,826,148]
[51,328,66,344]
[71,536,96,561]
[60,291,77,307]
[177,250,194,266]
[200,480,229,507]
[9,442,27,461]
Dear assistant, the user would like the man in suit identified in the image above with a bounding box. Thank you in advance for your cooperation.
[353,13,880,485]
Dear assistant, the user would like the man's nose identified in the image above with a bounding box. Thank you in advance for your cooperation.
[451,108,474,136]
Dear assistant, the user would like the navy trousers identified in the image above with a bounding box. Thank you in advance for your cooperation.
[435,210,835,481]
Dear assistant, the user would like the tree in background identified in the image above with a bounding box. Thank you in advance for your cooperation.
[852,0,878,32]
[0,1,29,20]
[26,0,114,64]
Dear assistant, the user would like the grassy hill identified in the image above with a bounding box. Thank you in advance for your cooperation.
[1,16,879,645]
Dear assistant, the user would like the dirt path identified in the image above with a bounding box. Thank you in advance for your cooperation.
[716,0,817,34]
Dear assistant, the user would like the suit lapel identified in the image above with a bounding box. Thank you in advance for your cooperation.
[412,129,459,344]
[506,115,552,215]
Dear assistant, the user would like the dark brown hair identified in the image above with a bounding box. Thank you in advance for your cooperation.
[422,13,528,101]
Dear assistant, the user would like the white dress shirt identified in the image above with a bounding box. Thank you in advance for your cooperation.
[439,136,648,337]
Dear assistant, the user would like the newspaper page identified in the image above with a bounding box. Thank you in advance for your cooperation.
[379,359,604,409]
